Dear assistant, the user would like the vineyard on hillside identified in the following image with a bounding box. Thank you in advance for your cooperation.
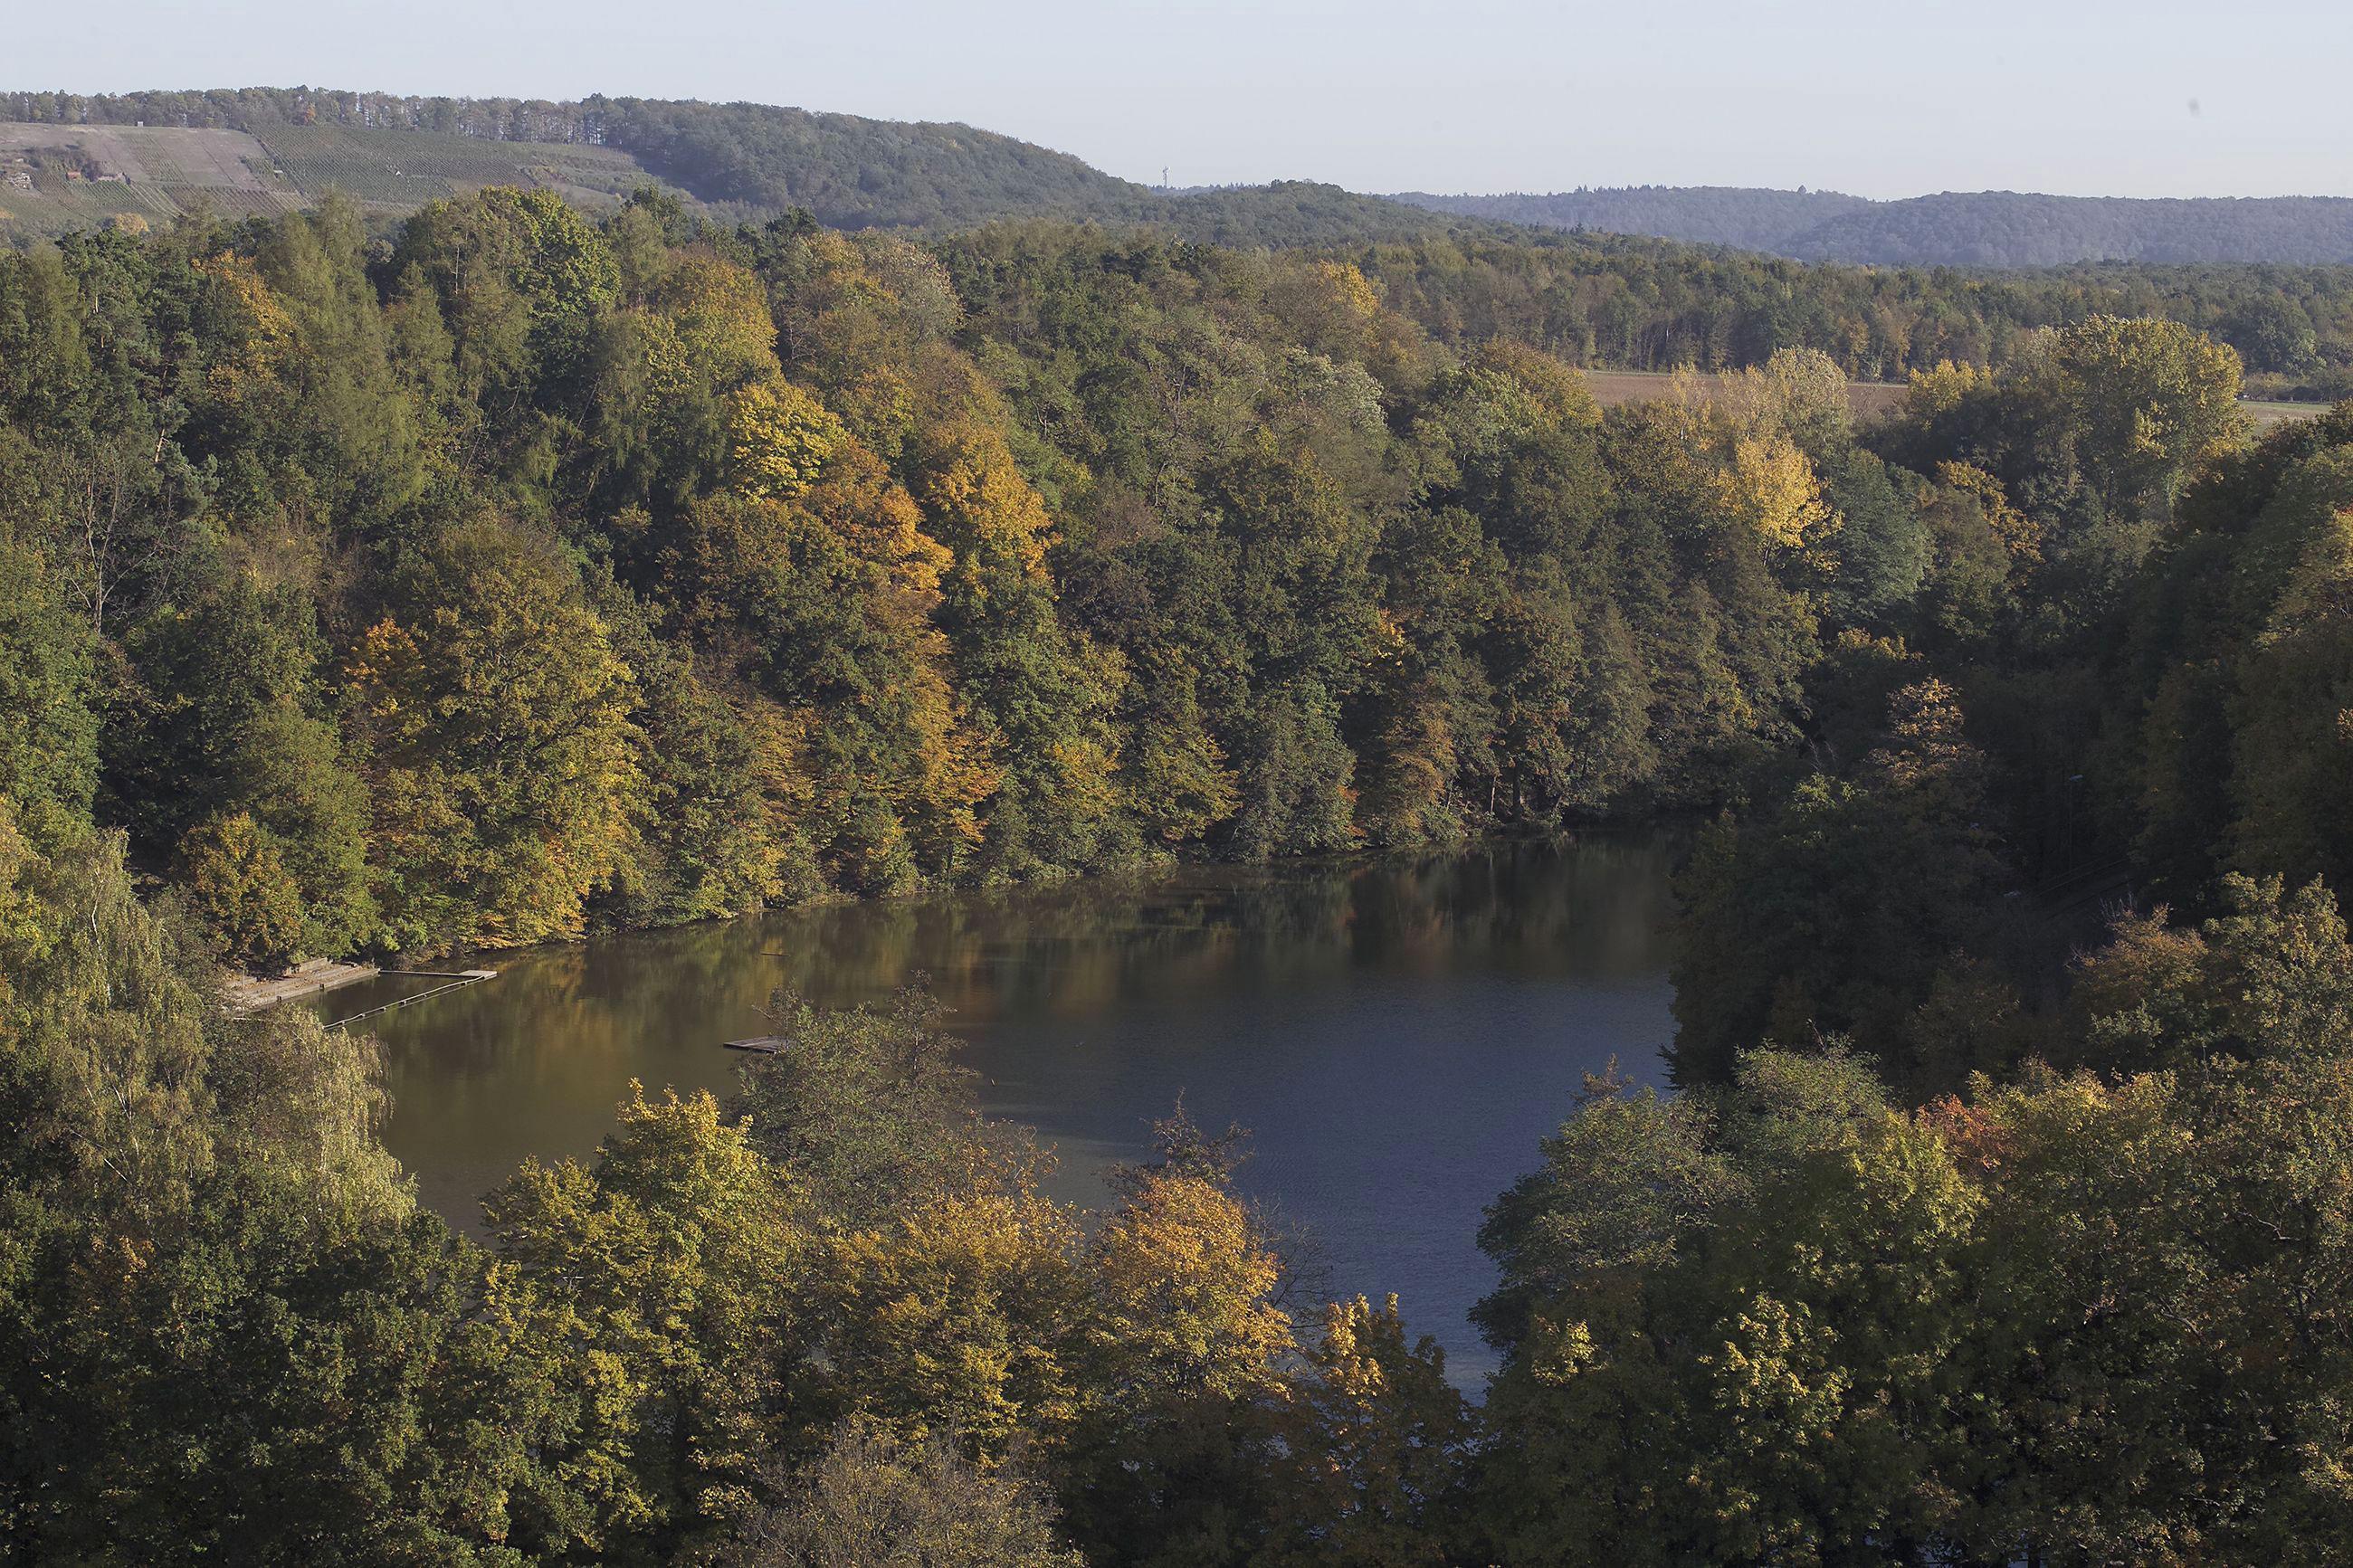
[0,118,685,241]
[251,124,661,209]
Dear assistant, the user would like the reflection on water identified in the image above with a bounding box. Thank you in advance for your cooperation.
[335,832,1679,1385]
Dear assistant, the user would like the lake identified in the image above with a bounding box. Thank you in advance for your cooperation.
[325,832,1679,1385]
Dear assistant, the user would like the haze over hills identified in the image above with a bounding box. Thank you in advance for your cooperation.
[8,88,2353,271]
[1394,186,2353,268]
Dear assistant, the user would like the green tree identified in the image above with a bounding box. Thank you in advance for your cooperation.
[484,1085,809,1561]
[347,520,642,951]
[1670,679,2012,1090]
[114,576,375,957]
[0,515,98,841]
[178,811,305,971]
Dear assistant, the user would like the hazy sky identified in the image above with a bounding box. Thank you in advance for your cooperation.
[11,0,2352,200]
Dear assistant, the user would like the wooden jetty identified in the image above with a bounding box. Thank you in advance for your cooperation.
[721,1035,793,1055]
[326,969,499,1029]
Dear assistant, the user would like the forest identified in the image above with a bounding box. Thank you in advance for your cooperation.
[6,182,2353,1563]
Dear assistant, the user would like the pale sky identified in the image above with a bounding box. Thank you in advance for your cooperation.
[10,0,2352,200]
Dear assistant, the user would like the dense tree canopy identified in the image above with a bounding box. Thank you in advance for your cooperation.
[4,191,1961,962]
[7,178,2353,1566]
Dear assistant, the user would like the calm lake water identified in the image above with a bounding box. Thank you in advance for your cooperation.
[325,833,1679,1384]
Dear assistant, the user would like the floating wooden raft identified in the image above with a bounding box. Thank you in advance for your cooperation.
[721,1035,793,1054]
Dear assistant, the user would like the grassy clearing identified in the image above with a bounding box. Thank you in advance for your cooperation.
[1583,371,2333,434]
[1582,368,1908,422]
[2241,398,2332,430]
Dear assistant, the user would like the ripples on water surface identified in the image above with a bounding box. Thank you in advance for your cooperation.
[327,833,1679,1384]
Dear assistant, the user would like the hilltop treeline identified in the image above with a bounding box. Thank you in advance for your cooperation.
[14,186,2353,1563]
[1786,190,2353,268]
[1332,233,2353,385]
[32,86,2353,271]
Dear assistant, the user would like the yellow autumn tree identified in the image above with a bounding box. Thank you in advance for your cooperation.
[655,251,781,394]
[2041,314,2246,511]
[483,1086,810,1549]
[1720,430,1837,550]
[1059,1155,1300,1556]
[194,253,295,408]
[726,376,850,501]
[1716,347,1853,450]
[915,422,1128,876]
[1267,258,1385,358]
[917,421,1054,578]
[1902,358,1992,424]
[177,811,305,972]
[1260,1295,1474,1566]
[1936,461,2043,561]
[1085,1170,1294,1402]
[672,441,994,890]
[816,1188,1089,1460]
[798,445,997,884]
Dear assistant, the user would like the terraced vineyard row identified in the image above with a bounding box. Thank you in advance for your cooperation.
[0,180,178,240]
[252,124,653,208]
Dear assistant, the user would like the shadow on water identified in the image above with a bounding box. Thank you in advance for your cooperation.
[331,831,1681,1387]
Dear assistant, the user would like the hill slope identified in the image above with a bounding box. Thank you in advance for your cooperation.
[13,88,2353,280]
[3,89,1529,246]
[0,117,689,241]
[1393,186,2353,267]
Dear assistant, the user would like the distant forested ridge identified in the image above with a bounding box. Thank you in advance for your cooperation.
[1393,185,1878,253]
[1399,185,2353,268]
[10,89,2353,396]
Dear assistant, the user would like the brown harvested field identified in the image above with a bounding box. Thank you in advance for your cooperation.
[1583,368,1908,423]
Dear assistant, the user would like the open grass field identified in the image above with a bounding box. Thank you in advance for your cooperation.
[1584,369,2333,432]
[2243,397,2334,430]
